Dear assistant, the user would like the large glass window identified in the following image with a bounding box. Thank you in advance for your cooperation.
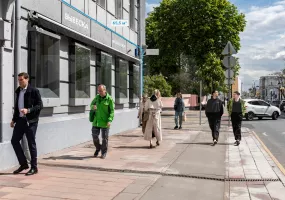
[70,43,91,98]
[129,0,135,30]
[96,52,112,95]
[115,0,122,19]
[97,0,106,9]
[116,58,128,102]
[28,31,60,98]
[129,64,139,103]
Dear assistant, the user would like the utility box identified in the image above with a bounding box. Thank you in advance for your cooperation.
[0,20,11,41]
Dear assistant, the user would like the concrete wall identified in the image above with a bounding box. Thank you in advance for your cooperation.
[0,0,145,171]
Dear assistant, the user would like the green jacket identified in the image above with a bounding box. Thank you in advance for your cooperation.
[227,98,246,116]
[90,93,115,128]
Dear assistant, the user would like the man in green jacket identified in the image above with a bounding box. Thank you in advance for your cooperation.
[227,91,246,146]
[90,85,115,159]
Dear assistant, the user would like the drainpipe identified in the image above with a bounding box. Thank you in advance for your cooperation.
[0,45,3,143]
[15,0,31,162]
[138,0,144,98]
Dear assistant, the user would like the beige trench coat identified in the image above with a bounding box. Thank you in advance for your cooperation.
[144,98,163,141]
[138,101,145,120]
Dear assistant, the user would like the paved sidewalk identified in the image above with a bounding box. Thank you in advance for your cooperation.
[0,114,285,200]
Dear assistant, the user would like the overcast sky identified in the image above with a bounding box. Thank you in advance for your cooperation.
[146,0,285,90]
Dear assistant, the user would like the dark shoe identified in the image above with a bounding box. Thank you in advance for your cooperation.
[235,140,240,146]
[25,168,38,176]
[212,139,217,146]
[149,144,156,149]
[156,141,160,146]
[13,164,29,174]
[174,126,178,129]
[101,153,107,159]
[94,150,100,157]
[234,141,238,145]
[179,126,182,129]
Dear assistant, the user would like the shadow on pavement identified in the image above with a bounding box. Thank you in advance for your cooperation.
[178,142,232,146]
[0,173,15,175]
[43,155,94,160]
[116,135,143,138]
[113,146,149,149]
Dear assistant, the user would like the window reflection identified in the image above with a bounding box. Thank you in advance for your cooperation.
[116,59,128,100]
[28,31,60,98]
[74,45,90,98]
[96,52,112,95]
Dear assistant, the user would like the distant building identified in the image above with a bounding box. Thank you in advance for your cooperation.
[259,75,280,101]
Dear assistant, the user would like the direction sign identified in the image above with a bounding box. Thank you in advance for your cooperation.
[222,56,236,69]
[224,69,234,79]
[146,49,159,55]
[224,78,234,85]
[111,20,129,26]
[222,41,236,55]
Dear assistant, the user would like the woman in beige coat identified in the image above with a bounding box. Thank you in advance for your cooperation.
[144,89,163,148]
[138,94,148,133]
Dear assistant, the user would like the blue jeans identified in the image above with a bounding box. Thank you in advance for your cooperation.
[92,126,109,154]
[175,111,183,127]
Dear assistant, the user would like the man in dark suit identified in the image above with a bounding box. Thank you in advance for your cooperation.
[10,72,43,176]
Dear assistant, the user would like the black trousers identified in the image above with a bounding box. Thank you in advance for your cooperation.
[92,126,109,154]
[11,118,38,168]
[208,116,221,141]
[231,113,243,141]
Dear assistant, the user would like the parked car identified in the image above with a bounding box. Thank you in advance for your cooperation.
[244,99,281,121]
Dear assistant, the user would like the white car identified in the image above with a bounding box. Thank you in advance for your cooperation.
[244,99,281,121]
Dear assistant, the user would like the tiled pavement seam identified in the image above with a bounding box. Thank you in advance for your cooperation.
[226,126,285,200]
[0,166,160,200]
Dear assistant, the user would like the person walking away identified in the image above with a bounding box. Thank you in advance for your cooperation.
[205,90,224,145]
[10,72,43,176]
[227,91,246,146]
[138,94,148,133]
[144,89,163,148]
[90,85,115,159]
[174,93,185,129]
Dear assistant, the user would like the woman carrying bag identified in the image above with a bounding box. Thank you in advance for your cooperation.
[138,95,149,134]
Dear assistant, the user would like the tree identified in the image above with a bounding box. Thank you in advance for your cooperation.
[143,74,172,97]
[145,0,246,93]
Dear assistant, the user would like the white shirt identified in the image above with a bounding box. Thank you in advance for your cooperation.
[18,85,27,117]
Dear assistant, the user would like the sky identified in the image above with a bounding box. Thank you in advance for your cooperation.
[145,0,285,91]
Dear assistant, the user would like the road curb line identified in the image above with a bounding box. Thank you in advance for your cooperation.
[251,131,285,176]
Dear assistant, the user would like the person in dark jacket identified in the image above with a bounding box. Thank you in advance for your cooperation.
[174,93,185,129]
[205,90,224,145]
[10,72,43,176]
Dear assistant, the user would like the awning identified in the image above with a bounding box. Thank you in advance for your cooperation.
[29,12,140,63]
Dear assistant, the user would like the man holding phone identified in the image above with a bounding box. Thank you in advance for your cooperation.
[90,85,115,159]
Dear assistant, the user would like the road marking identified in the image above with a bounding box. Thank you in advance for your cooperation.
[252,131,285,176]
[262,132,268,136]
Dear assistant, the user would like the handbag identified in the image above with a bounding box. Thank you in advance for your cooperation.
[89,110,96,122]
[143,111,149,121]
[182,112,187,122]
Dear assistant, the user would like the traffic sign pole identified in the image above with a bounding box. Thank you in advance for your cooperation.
[227,45,231,127]
[222,41,237,127]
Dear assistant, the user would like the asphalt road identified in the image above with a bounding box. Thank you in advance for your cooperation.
[242,114,285,169]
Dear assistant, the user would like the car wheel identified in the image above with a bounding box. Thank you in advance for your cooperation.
[258,117,263,120]
[247,112,254,121]
[272,111,278,120]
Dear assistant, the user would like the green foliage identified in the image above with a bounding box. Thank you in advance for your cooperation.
[143,74,172,97]
[145,0,246,94]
